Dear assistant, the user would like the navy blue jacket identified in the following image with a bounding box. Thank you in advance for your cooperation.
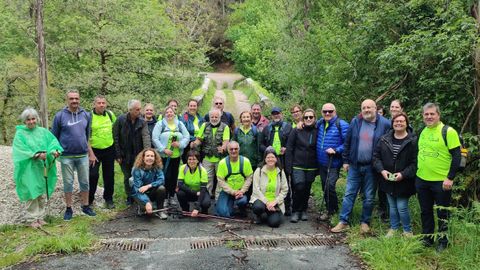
[342,114,391,166]
[316,116,349,168]
[181,112,204,142]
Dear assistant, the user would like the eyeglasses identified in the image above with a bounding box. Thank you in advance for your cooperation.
[291,110,301,114]
[215,102,223,105]
[322,110,334,114]
[303,115,314,120]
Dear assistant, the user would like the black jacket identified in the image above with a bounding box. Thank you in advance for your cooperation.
[285,125,318,174]
[373,130,417,198]
[113,113,151,165]
[259,120,292,154]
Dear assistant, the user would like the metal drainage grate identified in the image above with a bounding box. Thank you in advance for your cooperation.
[245,239,278,248]
[190,239,223,250]
[190,236,336,250]
[101,240,149,251]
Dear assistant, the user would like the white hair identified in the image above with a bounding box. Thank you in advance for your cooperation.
[20,107,39,122]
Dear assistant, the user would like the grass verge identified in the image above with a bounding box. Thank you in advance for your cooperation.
[312,174,480,270]
[0,164,127,268]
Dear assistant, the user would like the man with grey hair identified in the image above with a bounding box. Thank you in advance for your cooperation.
[416,102,461,251]
[192,109,230,197]
[113,99,151,206]
[52,90,95,221]
[88,95,116,209]
[215,141,253,217]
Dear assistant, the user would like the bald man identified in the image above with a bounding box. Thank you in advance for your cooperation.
[316,103,349,221]
[331,99,390,234]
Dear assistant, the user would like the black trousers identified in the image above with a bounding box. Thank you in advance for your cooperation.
[291,169,316,212]
[162,157,181,198]
[89,146,116,204]
[252,199,282,228]
[134,186,166,209]
[177,189,211,213]
[120,161,134,200]
[416,178,451,245]
[376,174,389,216]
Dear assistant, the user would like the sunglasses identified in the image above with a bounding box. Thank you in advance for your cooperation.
[322,110,334,114]
[304,115,314,120]
[229,148,239,151]
[215,102,223,105]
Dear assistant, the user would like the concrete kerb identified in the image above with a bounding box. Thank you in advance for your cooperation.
[244,78,274,108]
[192,76,212,108]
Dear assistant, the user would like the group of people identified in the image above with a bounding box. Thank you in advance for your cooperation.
[12,91,461,251]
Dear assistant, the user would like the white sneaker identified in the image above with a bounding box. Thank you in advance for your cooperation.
[158,212,168,220]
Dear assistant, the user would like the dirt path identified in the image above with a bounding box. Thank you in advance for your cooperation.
[206,73,250,121]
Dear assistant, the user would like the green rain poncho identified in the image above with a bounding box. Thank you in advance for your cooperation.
[13,125,63,202]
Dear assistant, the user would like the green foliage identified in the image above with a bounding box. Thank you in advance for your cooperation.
[198,81,217,115]
[0,0,211,144]
[227,0,478,131]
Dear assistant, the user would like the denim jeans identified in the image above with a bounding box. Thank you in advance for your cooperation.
[386,194,411,232]
[416,177,451,245]
[339,164,375,225]
[318,165,340,214]
[60,155,89,193]
[215,191,248,218]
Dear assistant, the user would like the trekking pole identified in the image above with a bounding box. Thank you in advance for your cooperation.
[179,210,253,224]
[319,154,333,218]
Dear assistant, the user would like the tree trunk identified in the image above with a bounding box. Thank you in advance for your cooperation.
[99,49,109,95]
[35,0,49,128]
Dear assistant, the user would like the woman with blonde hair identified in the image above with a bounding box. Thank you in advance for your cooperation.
[152,105,189,206]
[131,148,167,219]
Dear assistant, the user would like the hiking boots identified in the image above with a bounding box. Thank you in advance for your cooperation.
[360,223,370,234]
[82,205,97,217]
[331,222,349,233]
[63,207,73,221]
[290,212,300,223]
[386,229,397,238]
[402,231,414,238]
[300,211,308,221]
[318,212,331,222]
[104,200,115,209]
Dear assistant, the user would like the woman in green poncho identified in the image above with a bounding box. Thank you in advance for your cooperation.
[13,108,63,228]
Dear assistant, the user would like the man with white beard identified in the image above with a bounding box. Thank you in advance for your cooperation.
[192,109,230,197]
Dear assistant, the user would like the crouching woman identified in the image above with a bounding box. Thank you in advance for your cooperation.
[250,147,288,228]
[177,150,211,216]
[132,148,167,219]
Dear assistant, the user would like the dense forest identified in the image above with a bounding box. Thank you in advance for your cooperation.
[227,0,479,135]
[226,0,480,203]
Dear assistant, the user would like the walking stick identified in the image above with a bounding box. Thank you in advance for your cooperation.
[319,154,333,217]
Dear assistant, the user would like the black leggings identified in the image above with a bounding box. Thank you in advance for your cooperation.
[177,189,211,213]
[252,200,282,228]
[162,157,181,197]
